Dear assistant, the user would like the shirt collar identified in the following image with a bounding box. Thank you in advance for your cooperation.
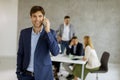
[64,23,70,27]
[32,25,43,35]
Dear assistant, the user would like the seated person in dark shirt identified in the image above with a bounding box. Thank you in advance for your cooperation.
[63,36,84,80]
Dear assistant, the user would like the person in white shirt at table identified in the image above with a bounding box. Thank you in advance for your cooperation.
[72,36,101,80]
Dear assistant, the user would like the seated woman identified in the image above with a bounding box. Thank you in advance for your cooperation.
[72,36,101,80]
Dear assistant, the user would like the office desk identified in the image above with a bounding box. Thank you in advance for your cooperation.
[51,54,87,80]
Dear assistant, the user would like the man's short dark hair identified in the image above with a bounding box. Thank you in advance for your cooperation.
[64,16,70,19]
[30,6,45,16]
[69,36,78,43]
[72,36,78,40]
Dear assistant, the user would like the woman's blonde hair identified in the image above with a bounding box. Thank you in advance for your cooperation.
[84,36,94,49]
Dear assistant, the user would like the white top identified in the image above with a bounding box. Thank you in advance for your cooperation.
[62,23,70,41]
[85,46,101,69]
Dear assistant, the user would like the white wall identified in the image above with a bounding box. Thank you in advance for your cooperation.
[18,0,120,63]
[0,0,18,57]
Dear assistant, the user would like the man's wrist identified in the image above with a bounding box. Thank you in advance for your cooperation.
[46,30,50,33]
[45,27,50,33]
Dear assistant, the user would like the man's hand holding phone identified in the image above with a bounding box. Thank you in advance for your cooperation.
[43,17,50,33]
[70,40,74,46]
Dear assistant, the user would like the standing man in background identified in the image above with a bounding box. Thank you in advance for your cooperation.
[56,16,75,54]
[52,16,75,79]
[16,6,59,80]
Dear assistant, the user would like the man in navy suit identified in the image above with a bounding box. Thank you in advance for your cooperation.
[16,6,59,80]
[63,36,84,80]
[66,36,84,56]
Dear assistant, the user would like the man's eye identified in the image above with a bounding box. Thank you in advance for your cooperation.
[39,15,42,17]
[32,15,36,18]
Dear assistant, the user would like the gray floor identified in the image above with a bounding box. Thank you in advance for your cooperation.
[0,57,120,80]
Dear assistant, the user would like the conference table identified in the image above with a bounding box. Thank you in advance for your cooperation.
[51,54,87,80]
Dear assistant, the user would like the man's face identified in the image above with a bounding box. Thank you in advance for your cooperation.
[64,18,70,25]
[72,39,78,46]
[31,11,44,28]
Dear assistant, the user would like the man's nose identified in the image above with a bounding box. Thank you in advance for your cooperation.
[36,17,40,21]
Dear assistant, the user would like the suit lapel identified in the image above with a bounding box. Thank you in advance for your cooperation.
[35,28,46,53]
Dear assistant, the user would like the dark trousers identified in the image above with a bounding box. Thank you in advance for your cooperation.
[52,62,60,72]
[18,73,35,80]
[60,40,69,54]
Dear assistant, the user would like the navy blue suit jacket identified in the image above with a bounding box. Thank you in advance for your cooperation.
[66,42,84,56]
[16,27,59,80]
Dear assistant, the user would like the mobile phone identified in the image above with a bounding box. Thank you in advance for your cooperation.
[43,16,47,27]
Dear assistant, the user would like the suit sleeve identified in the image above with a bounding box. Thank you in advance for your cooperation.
[46,30,59,56]
[56,25,61,37]
[71,24,75,36]
[66,45,72,55]
[78,43,84,56]
[16,30,24,75]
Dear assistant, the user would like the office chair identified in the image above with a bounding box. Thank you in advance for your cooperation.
[91,51,110,80]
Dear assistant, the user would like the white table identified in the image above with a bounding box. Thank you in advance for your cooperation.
[51,54,87,80]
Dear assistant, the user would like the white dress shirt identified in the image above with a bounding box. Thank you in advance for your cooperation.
[62,23,70,41]
[85,46,101,69]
